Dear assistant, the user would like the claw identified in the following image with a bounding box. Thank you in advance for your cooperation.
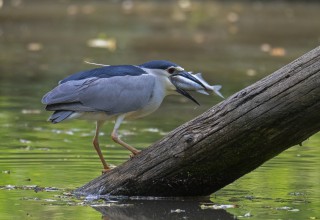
[130,150,141,158]
[101,168,111,174]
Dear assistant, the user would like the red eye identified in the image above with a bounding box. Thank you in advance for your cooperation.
[167,67,175,74]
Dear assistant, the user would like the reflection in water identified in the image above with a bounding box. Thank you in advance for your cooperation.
[92,199,236,220]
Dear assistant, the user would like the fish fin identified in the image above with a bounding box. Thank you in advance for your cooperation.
[212,85,224,99]
[197,89,210,95]
[195,73,205,81]
[194,73,224,98]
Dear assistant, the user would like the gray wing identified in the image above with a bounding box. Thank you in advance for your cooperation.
[42,75,156,115]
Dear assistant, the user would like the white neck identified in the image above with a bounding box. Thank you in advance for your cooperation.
[142,68,177,96]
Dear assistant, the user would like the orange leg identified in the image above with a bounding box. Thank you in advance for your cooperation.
[111,115,141,155]
[93,120,110,172]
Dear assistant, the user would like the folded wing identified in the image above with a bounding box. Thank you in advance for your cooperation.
[42,73,155,115]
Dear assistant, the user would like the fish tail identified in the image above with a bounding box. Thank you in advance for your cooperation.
[211,85,224,99]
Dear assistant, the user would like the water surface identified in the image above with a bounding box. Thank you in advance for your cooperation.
[0,1,319,219]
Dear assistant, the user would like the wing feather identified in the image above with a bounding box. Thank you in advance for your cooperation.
[42,78,97,105]
[42,74,156,115]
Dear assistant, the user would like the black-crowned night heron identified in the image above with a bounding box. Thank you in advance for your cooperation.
[42,60,223,172]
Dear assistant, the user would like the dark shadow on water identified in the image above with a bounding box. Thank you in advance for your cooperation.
[92,198,236,220]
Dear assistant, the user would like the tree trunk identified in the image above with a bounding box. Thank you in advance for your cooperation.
[75,46,320,197]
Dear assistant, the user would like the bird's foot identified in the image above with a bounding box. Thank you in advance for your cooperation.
[101,164,117,174]
[130,150,141,158]
[101,169,110,174]
[101,167,111,174]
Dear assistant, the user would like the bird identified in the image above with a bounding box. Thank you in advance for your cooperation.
[41,60,211,172]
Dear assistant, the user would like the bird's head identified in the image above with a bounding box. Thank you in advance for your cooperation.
[140,60,206,105]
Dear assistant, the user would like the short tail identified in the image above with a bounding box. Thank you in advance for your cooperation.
[48,110,74,124]
[212,85,224,99]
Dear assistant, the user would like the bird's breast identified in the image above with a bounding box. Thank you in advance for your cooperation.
[126,81,166,119]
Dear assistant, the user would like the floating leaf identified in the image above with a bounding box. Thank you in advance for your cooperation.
[20,139,31,144]
[201,204,236,209]
[178,0,191,10]
[260,43,271,52]
[171,209,185,213]
[27,42,43,51]
[270,47,286,57]
[87,38,117,51]
[227,12,239,23]
[21,109,41,114]
[246,68,257,77]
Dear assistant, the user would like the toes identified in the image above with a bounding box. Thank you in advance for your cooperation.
[101,168,111,174]
[130,150,141,159]
[133,150,141,155]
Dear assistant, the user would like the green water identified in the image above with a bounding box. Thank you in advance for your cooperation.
[1,1,319,219]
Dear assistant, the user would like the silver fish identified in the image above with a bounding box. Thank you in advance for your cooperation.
[170,72,224,99]
[193,73,224,98]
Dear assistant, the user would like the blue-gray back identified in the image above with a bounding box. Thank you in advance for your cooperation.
[60,65,147,84]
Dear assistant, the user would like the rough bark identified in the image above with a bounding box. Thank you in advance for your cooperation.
[75,46,320,197]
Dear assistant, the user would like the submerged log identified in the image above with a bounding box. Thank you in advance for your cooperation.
[75,46,320,197]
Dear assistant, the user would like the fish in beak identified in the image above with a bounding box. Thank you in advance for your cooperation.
[169,71,207,105]
[170,71,224,105]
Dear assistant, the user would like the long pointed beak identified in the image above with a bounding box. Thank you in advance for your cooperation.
[170,71,206,105]
[175,87,200,105]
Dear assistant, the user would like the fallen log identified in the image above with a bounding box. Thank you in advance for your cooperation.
[75,46,320,197]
